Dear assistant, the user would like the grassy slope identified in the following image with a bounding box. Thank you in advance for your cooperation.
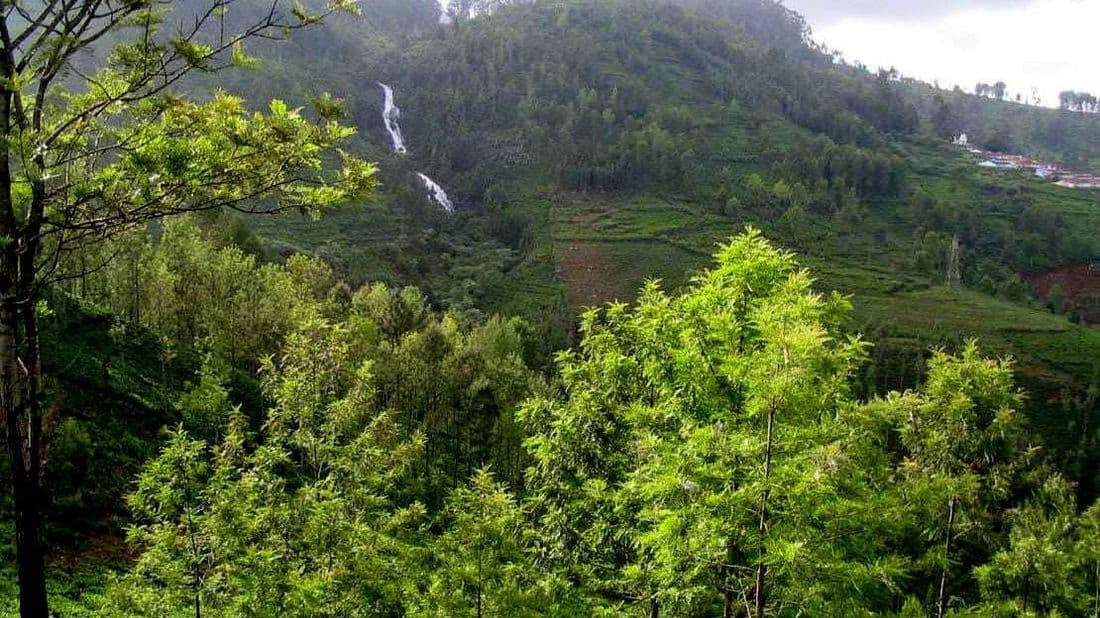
[195,2,1099,452]
[236,1,1100,401]
[481,93,1100,456]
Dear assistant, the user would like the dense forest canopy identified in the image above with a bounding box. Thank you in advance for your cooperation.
[3,0,1100,616]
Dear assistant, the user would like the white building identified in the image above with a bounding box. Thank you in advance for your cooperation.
[979,157,1016,169]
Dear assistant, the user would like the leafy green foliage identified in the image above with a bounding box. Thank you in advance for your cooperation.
[519,230,1062,615]
[410,470,553,617]
[107,320,426,616]
[882,344,1038,614]
[10,0,1100,614]
[26,227,1098,617]
[975,477,1093,616]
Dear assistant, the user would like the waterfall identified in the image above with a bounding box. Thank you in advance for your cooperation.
[377,82,407,154]
[417,173,455,213]
[377,82,455,213]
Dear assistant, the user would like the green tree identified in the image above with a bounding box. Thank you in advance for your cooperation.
[176,355,236,444]
[1079,502,1100,616]
[412,469,550,617]
[890,344,1034,617]
[135,216,318,365]
[353,285,538,505]
[0,2,375,614]
[523,230,910,616]
[1048,283,1066,315]
[622,233,879,615]
[109,318,424,617]
[932,94,959,139]
[114,428,214,618]
[975,476,1088,615]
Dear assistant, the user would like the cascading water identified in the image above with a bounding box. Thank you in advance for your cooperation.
[377,83,455,213]
[417,173,455,213]
[377,82,407,154]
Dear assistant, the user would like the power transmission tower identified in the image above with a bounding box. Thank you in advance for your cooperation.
[946,235,962,289]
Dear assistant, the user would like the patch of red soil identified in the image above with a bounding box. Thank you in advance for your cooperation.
[554,241,624,310]
[1025,263,1100,323]
[1027,264,1100,298]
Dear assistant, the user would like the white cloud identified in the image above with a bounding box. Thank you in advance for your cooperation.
[784,0,1031,25]
[806,0,1100,106]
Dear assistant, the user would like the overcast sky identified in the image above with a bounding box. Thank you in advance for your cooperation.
[783,0,1100,106]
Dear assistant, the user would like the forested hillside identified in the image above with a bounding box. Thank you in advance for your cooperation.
[3,0,1100,616]
[223,0,1100,482]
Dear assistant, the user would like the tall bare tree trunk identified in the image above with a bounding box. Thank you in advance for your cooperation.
[1,50,49,612]
[16,178,47,618]
[4,267,48,618]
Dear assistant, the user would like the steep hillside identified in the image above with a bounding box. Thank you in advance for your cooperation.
[191,0,1100,484]
[6,1,1100,613]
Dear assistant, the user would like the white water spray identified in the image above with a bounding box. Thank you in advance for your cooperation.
[417,173,455,213]
[378,82,407,154]
[378,82,455,213]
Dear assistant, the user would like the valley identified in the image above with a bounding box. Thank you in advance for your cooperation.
[3,0,1100,615]
[236,0,1100,488]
